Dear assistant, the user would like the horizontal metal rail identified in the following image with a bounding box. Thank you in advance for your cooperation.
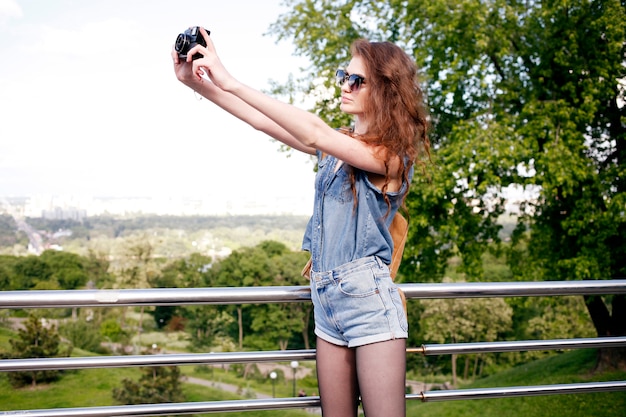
[415,380,626,402]
[0,349,316,372]
[1,281,625,416]
[402,279,626,299]
[0,396,321,417]
[3,337,626,372]
[3,381,626,416]
[1,279,625,309]
[415,336,626,355]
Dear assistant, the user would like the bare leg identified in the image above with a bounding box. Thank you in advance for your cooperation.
[356,339,406,417]
[315,337,359,417]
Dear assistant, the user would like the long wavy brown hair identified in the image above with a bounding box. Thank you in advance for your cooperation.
[344,39,430,213]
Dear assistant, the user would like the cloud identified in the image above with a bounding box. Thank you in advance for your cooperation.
[0,0,22,19]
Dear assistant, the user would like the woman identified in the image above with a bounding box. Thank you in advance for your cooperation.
[172,27,429,417]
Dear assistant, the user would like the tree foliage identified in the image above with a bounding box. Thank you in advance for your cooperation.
[5,315,65,388]
[211,241,312,350]
[12,255,52,289]
[269,0,626,367]
[0,250,101,290]
[420,291,513,384]
[39,250,89,289]
[112,366,184,405]
[149,242,311,351]
[150,253,214,331]
[59,319,104,353]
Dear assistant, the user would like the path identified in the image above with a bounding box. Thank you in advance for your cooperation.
[184,376,321,415]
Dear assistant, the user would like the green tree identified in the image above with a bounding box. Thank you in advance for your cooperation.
[526,296,596,341]
[267,249,313,349]
[269,0,626,369]
[114,236,162,344]
[112,366,184,405]
[420,292,513,385]
[0,255,17,290]
[6,315,65,388]
[84,249,114,289]
[60,319,104,353]
[150,253,213,329]
[151,252,233,347]
[210,241,312,351]
[12,255,52,289]
[100,318,128,344]
[40,250,88,289]
[246,242,313,350]
[185,305,234,349]
[213,245,275,349]
[151,253,213,289]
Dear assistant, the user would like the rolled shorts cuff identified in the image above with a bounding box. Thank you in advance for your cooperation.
[316,328,408,348]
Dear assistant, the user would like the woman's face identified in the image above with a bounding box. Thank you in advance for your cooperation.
[339,56,368,118]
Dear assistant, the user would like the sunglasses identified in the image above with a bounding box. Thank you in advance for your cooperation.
[336,69,366,91]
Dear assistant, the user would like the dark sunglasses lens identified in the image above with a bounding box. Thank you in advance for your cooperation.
[336,70,347,86]
[348,74,363,90]
[335,70,363,91]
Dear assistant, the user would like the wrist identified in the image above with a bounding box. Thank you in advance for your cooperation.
[185,78,209,96]
[223,78,244,96]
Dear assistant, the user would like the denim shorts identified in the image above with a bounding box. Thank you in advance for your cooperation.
[310,256,408,348]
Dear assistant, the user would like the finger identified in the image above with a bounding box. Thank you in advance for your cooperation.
[171,48,180,64]
[193,64,207,81]
[185,43,209,62]
[199,26,217,53]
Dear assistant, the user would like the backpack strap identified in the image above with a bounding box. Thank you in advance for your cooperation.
[388,211,408,280]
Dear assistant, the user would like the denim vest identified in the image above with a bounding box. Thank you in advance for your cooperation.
[302,150,413,272]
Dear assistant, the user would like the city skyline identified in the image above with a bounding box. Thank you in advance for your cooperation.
[2,192,313,218]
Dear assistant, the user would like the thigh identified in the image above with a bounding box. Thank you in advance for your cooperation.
[356,339,406,417]
[315,337,359,417]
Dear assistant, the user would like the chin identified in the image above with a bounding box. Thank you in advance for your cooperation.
[340,103,356,115]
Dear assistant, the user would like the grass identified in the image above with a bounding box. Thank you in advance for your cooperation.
[0,367,312,416]
[407,348,626,417]
[0,366,138,410]
[0,325,16,347]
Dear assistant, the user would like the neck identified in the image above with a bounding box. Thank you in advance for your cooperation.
[353,117,368,136]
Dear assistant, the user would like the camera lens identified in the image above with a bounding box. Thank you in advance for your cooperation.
[174,33,190,54]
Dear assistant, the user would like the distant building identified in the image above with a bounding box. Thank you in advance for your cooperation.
[42,206,87,221]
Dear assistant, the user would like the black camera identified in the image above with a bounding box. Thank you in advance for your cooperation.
[175,26,209,60]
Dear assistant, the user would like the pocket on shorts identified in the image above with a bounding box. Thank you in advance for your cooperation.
[338,269,379,298]
[389,287,409,332]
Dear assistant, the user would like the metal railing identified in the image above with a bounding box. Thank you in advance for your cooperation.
[1,280,626,416]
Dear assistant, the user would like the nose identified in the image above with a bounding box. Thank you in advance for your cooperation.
[341,80,352,94]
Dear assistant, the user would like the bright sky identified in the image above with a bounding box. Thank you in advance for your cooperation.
[0,0,316,211]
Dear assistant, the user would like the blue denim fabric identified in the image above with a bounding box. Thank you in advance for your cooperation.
[302,150,413,272]
[310,256,408,347]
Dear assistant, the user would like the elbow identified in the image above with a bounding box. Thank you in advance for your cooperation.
[298,122,325,148]
[249,114,268,132]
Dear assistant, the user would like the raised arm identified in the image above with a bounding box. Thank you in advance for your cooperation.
[172,43,315,155]
[178,28,399,177]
